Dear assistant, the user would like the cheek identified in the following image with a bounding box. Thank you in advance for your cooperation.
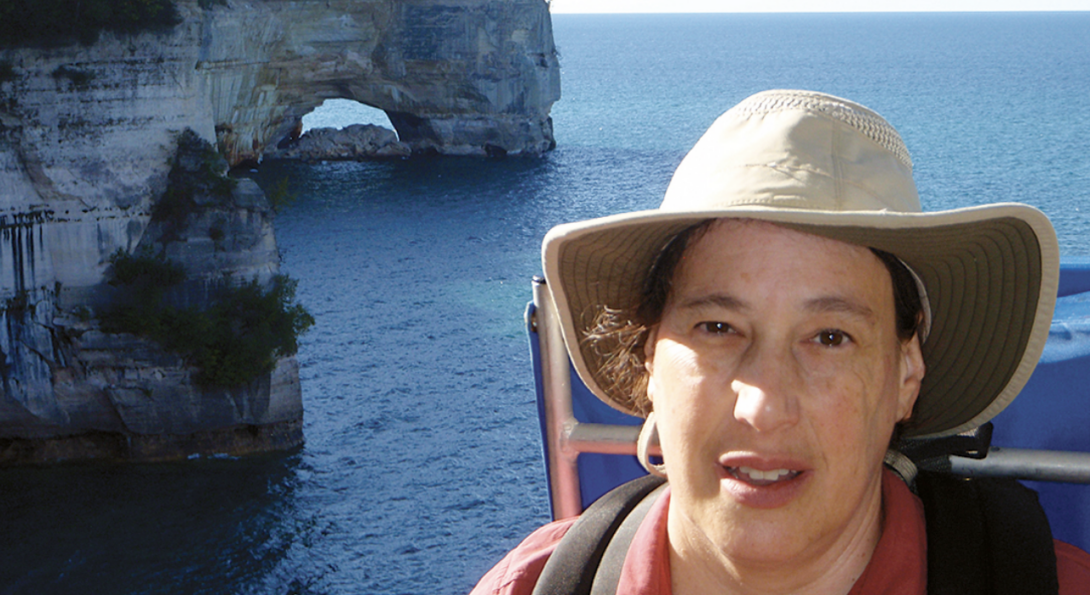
[803,359,902,463]
[649,342,700,399]
[649,342,730,442]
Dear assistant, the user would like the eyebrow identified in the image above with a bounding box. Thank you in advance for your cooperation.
[674,293,876,321]
[803,296,877,321]
[675,294,748,312]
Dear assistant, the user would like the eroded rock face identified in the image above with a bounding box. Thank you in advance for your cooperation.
[0,0,558,463]
[0,128,302,464]
[203,0,560,162]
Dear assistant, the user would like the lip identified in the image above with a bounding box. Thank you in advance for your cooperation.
[717,454,811,509]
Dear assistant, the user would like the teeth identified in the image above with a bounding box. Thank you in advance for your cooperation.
[737,466,794,481]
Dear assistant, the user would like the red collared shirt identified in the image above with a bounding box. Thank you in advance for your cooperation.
[470,469,1090,594]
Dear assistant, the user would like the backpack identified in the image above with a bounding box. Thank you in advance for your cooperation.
[531,471,1058,595]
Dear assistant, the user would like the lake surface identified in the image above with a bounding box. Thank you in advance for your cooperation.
[3,12,1089,595]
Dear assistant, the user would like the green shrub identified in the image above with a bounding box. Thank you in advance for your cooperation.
[106,247,184,297]
[182,277,315,387]
[153,130,237,235]
[266,177,296,213]
[102,248,185,338]
[108,250,182,286]
[102,250,314,388]
[152,185,196,230]
[0,0,181,48]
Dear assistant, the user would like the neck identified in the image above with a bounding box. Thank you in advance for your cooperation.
[668,478,885,595]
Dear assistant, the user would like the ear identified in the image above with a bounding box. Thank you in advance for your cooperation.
[897,334,926,422]
[644,326,659,404]
[643,326,659,373]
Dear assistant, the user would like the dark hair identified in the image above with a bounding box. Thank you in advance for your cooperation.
[583,222,924,414]
[869,247,924,343]
[583,221,715,415]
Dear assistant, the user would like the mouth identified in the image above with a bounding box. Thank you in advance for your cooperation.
[725,466,802,487]
[718,456,809,508]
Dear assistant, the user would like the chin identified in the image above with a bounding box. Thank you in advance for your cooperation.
[717,515,817,565]
[680,496,817,565]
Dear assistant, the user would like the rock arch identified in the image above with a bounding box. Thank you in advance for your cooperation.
[201,0,560,164]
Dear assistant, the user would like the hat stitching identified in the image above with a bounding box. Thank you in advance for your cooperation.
[733,90,914,170]
[718,195,813,208]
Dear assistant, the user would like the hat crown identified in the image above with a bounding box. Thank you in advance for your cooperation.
[662,90,921,215]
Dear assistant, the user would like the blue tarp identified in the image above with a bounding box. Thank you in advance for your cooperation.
[990,258,1090,550]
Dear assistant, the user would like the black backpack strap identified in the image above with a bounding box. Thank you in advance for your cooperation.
[915,471,1058,595]
[590,480,668,595]
[532,474,667,595]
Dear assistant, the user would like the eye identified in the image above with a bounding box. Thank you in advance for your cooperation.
[814,329,851,347]
[698,321,734,335]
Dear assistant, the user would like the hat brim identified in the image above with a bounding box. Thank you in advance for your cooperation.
[542,203,1059,438]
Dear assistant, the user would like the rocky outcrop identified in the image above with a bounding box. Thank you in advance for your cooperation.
[205,0,560,162]
[266,124,411,160]
[0,126,302,464]
[0,0,559,464]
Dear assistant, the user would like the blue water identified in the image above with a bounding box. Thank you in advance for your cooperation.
[3,12,1089,595]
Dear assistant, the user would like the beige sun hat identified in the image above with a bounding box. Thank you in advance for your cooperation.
[542,89,1059,439]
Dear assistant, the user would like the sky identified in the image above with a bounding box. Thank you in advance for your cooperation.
[548,0,1090,12]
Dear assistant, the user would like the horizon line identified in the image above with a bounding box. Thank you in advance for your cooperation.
[546,1,1090,14]
[549,9,1090,13]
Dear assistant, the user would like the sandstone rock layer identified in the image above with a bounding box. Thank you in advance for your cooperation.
[0,0,559,463]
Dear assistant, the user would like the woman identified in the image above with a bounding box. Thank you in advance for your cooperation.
[472,90,1090,594]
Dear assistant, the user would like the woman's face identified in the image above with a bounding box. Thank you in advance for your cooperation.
[644,219,924,570]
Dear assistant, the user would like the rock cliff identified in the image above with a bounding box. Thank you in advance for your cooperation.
[0,0,559,463]
[206,0,560,162]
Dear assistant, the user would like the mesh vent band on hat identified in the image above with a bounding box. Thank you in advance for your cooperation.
[733,90,914,170]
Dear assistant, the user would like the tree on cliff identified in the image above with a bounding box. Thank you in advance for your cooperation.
[102,253,314,389]
[0,0,181,48]
[101,130,315,389]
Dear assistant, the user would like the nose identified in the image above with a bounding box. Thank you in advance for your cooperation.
[730,345,800,432]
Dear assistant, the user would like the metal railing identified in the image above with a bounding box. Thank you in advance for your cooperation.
[951,448,1090,483]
